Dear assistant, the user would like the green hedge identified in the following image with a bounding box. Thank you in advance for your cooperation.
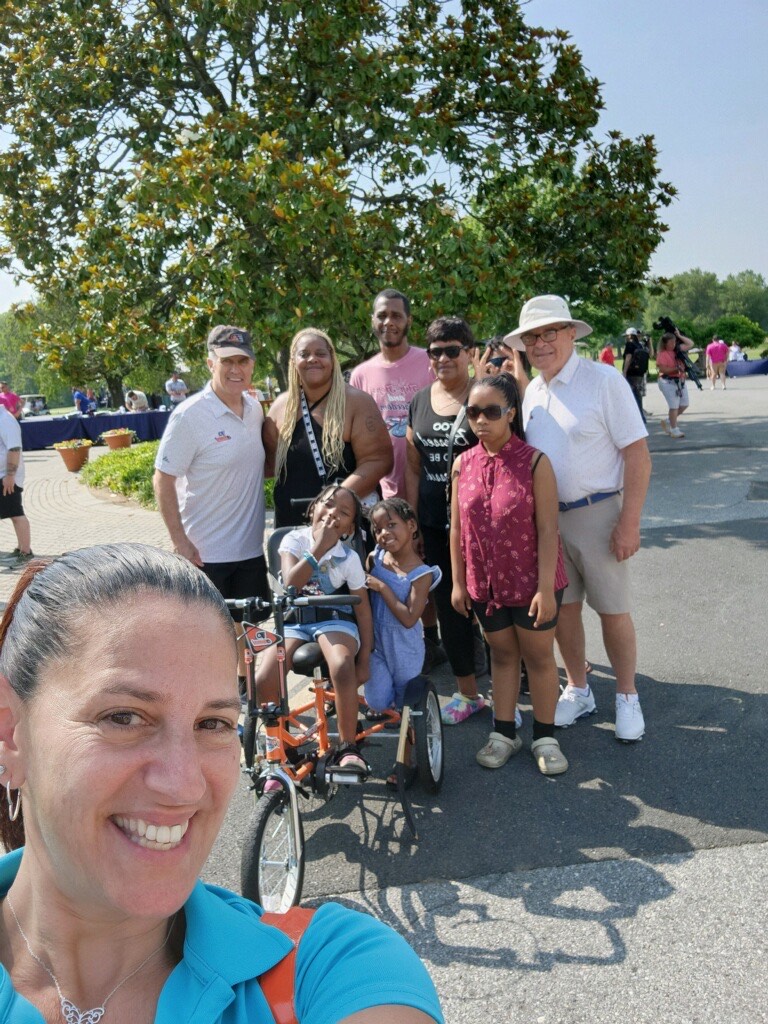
[80,441,275,510]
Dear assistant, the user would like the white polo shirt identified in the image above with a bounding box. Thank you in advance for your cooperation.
[523,351,647,504]
[0,410,24,487]
[155,383,265,563]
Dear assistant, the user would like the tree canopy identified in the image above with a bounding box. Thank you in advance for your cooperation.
[0,0,675,385]
[643,267,768,344]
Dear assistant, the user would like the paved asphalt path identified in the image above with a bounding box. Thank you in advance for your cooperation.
[3,376,767,1023]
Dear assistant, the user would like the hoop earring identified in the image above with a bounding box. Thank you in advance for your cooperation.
[6,781,21,822]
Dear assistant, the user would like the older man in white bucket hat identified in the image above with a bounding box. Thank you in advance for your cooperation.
[503,296,652,742]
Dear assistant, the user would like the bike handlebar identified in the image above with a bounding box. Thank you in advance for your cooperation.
[225,594,361,611]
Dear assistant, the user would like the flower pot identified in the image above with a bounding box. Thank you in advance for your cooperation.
[103,433,132,450]
[57,447,90,472]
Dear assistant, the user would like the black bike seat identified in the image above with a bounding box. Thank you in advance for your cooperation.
[292,642,326,675]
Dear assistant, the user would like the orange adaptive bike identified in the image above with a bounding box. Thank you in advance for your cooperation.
[227,536,444,912]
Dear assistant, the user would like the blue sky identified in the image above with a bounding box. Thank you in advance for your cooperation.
[1,0,766,307]
[523,0,768,283]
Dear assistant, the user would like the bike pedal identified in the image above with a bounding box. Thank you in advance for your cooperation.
[326,769,367,786]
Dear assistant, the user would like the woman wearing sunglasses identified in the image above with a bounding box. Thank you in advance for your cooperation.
[405,317,486,726]
[449,373,570,776]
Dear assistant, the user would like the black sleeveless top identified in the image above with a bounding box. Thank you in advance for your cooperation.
[273,415,356,527]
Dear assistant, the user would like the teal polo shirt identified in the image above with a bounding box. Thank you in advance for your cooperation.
[0,849,443,1023]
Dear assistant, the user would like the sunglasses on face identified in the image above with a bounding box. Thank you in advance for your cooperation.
[465,404,511,421]
[426,345,466,360]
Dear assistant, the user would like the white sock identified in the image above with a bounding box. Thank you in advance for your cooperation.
[567,685,590,697]
[617,693,639,704]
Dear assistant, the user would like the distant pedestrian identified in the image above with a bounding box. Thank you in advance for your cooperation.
[599,343,615,366]
[165,370,189,406]
[0,405,33,569]
[622,328,650,420]
[705,336,729,390]
[657,329,695,438]
[0,383,22,421]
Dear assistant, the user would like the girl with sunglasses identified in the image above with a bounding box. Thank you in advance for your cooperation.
[449,374,570,775]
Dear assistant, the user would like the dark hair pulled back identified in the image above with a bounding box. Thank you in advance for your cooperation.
[0,543,234,850]
[469,373,525,441]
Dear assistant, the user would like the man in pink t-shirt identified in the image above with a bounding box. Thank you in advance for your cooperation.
[350,288,433,498]
[705,337,729,390]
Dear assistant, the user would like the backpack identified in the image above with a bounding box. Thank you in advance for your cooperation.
[628,343,649,376]
[260,908,316,1024]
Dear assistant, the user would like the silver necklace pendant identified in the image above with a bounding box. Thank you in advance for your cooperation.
[61,999,105,1024]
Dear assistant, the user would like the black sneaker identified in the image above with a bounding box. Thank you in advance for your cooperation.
[422,636,448,674]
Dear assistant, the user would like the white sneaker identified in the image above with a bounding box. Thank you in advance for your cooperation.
[615,696,645,741]
[670,427,685,438]
[554,686,596,728]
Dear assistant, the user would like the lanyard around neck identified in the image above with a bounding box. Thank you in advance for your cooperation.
[300,389,327,481]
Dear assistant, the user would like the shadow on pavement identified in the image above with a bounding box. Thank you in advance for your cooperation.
[293,670,765,897]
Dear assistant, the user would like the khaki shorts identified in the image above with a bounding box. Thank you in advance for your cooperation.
[557,494,631,614]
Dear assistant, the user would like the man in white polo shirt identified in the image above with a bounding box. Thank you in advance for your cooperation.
[154,325,268,640]
[504,296,652,742]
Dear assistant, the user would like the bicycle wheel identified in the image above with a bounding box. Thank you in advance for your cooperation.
[242,714,257,769]
[241,789,305,911]
[412,680,445,794]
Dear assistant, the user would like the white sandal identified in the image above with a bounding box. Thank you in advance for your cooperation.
[531,737,569,776]
[476,732,522,769]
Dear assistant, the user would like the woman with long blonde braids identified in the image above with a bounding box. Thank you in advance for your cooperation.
[264,328,392,526]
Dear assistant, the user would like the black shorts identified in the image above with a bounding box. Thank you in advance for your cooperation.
[0,485,24,520]
[201,555,269,623]
[473,588,565,634]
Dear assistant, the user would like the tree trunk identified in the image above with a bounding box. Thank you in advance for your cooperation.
[272,348,289,392]
[105,374,124,408]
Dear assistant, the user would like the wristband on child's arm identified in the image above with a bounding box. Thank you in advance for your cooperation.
[302,551,320,570]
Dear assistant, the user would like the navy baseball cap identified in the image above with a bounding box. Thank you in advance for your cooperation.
[206,325,255,359]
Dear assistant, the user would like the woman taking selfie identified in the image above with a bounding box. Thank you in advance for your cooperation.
[0,545,442,1023]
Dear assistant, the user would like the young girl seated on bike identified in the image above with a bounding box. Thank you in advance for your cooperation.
[255,484,372,772]
[364,498,441,715]
[450,373,571,776]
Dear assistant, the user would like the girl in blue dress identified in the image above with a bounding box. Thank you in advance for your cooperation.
[364,498,441,720]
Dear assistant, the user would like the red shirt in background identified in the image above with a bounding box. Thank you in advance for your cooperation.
[599,346,615,366]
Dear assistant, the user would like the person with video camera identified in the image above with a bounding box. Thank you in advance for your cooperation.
[655,325,695,439]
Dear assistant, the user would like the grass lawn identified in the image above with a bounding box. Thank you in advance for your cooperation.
[80,441,276,510]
